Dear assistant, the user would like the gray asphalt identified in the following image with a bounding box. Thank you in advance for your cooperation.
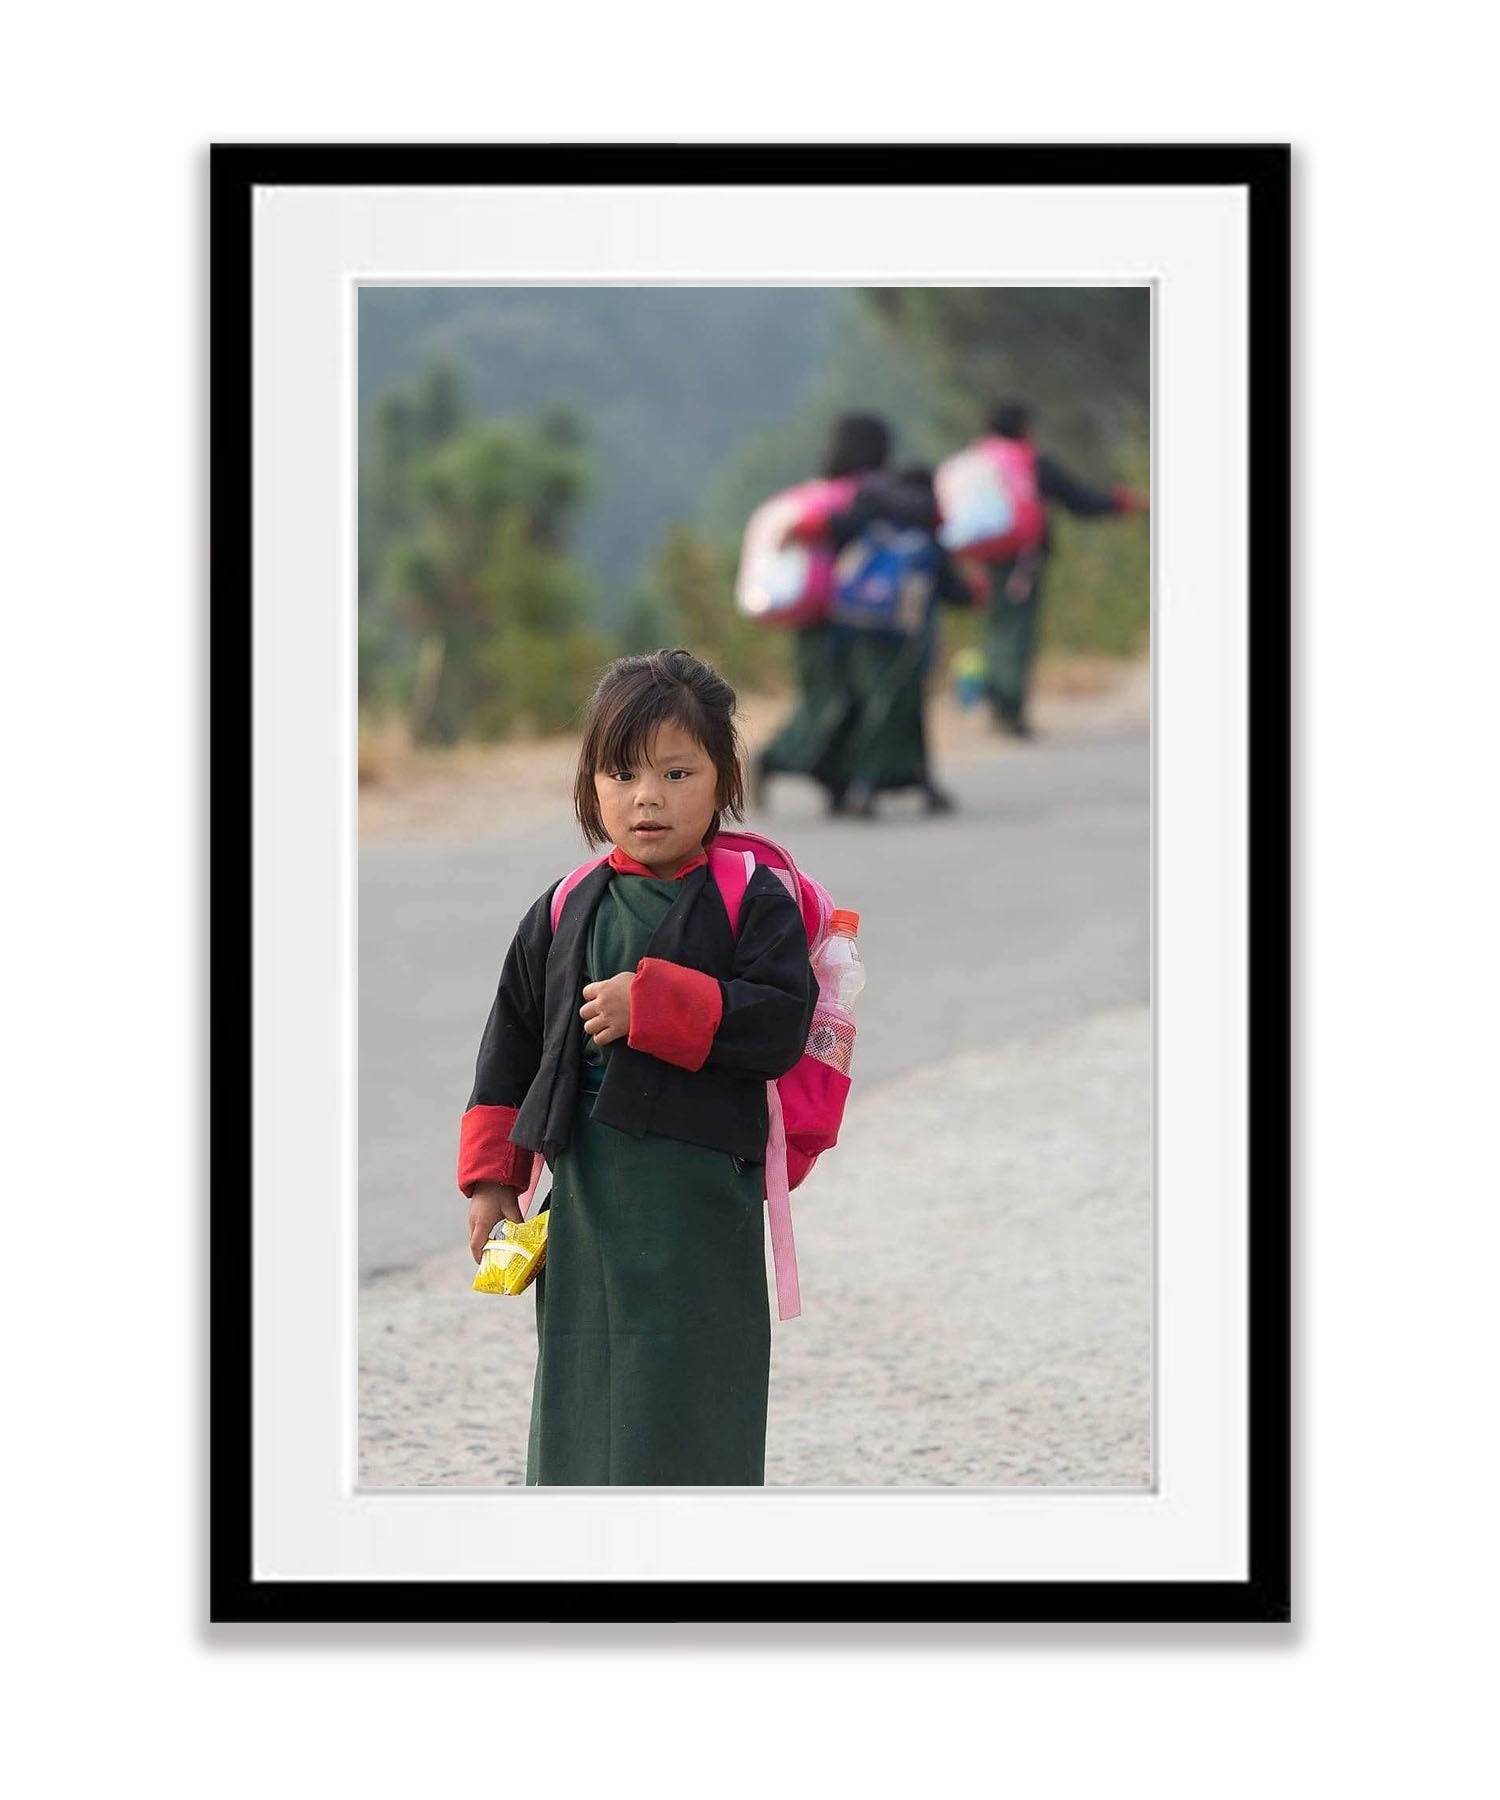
[358,729,1149,1280]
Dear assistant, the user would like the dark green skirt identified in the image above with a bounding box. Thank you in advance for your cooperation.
[840,631,931,792]
[759,626,856,798]
[982,561,1046,716]
[527,1096,771,1486]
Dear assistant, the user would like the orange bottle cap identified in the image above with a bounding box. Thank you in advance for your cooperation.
[829,908,860,934]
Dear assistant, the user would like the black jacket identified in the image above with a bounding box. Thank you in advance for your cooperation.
[467,859,817,1170]
[1036,452,1120,518]
[828,470,940,550]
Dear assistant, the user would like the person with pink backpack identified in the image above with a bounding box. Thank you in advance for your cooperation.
[938,400,1148,737]
[458,648,854,1485]
[751,411,933,814]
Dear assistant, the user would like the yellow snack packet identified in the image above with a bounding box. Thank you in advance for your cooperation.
[472,1213,549,1296]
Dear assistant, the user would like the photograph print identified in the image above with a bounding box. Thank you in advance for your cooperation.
[356,282,1153,1493]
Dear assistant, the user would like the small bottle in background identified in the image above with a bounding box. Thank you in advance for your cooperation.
[806,908,864,1075]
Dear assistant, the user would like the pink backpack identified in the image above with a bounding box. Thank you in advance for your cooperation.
[520,828,851,1321]
[733,475,859,630]
[935,434,1047,563]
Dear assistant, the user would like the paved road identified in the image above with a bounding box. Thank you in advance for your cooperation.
[359,729,1149,1279]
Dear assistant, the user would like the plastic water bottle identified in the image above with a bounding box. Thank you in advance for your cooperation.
[806,909,864,1075]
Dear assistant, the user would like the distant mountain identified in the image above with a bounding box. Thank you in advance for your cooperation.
[359,287,844,611]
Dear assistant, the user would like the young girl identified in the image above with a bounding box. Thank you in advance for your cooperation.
[458,648,817,1486]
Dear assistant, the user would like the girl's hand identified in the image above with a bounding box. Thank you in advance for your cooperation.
[469,1183,523,1263]
[580,971,634,1046]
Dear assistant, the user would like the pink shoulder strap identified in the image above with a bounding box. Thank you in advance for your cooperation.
[712,828,827,945]
[707,846,755,936]
[551,848,757,936]
[708,843,802,1318]
[548,852,612,935]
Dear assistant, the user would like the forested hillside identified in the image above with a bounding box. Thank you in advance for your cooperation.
[360,286,842,604]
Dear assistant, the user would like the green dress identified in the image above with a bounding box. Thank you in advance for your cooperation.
[838,632,932,793]
[526,872,771,1486]
[982,558,1046,724]
[758,626,856,801]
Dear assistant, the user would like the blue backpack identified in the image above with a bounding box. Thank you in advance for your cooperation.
[829,522,941,636]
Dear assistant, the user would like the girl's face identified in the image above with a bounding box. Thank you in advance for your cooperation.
[594,720,720,878]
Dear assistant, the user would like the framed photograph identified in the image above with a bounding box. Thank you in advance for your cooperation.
[212,144,1289,1623]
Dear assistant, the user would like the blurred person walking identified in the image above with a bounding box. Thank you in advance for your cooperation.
[754,413,925,813]
[948,401,1146,738]
[826,464,974,818]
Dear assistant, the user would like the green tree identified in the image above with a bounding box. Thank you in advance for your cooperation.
[359,359,470,708]
[377,406,612,743]
[861,287,1149,460]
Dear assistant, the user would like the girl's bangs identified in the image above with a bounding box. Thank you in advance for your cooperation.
[593,689,707,774]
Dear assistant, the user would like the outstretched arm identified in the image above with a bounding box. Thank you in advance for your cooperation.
[1037,452,1145,518]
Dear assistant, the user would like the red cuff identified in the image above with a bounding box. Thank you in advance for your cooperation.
[628,957,724,1071]
[457,1104,535,1197]
[1113,485,1147,515]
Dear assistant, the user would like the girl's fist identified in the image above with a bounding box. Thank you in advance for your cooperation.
[468,1183,522,1262]
[579,971,634,1046]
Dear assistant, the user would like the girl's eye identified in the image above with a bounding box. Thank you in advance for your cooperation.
[665,768,689,780]
[609,769,632,782]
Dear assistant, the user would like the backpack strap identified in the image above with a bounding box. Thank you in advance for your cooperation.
[549,852,612,935]
[518,1151,546,1221]
[713,828,829,947]
[763,1080,801,1321]
[708,842,804,1318]
[559,847,758,935]
[707,845,756,936]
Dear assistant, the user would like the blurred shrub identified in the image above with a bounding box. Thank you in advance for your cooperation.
[1039,443,1151,658]
[473,621,616,740]
[631,524,792,700]
[368,385,614,744]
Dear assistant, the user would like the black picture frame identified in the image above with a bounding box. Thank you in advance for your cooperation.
[210,143,1290,1626]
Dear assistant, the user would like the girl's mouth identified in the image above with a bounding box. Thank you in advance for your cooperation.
[632,823,666,834]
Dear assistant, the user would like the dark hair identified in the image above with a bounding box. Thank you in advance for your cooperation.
[988,400,1032,440]
[574,648,746,848]
[823,411,891,479]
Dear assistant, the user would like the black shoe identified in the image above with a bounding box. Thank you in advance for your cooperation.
[922,782,956,815]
